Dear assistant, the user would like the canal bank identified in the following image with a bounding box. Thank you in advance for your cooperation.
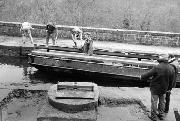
[0,36,180,120]
[0,84,150,121]
[1,35,180,57]
[0,84,180,121]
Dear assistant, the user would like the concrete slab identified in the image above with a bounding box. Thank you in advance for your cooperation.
[99,87,180,121]
[0,88,12,121]
[37,102,97,121]
[48,82,99,113]
[1,90,46,121]
[0,83,52,91]
[0,88,12,102]
[97,105,151,121]
[37,99,151,121]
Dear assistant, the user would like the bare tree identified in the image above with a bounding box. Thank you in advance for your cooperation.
[33,0,57,24]
[60,0,96,26]
[0,0,7,19]
[140,11,152,31]
[1,0,180,32]
[121,0,135,29]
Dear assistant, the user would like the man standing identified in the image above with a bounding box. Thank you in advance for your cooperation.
[20,22,34,44]
[140,54,175,121]
[164,54,178,113]
[46,22,58,46]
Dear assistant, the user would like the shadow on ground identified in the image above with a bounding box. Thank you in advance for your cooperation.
[29,69,148,88]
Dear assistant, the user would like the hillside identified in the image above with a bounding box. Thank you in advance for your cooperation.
[0,0,180,32]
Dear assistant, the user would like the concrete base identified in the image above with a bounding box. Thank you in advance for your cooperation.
[47,82,99,113]
[37,102,97,121]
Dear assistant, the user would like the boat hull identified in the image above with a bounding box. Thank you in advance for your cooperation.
[28,49,180,85]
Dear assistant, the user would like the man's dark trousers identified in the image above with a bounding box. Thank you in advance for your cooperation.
[165,91,171,112]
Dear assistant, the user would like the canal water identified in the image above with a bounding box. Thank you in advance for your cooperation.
[0,56,85,85]
[0,56,43,85]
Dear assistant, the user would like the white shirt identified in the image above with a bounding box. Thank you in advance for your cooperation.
[21,22,32,29]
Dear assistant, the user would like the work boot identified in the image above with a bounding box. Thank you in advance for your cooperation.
[164,110,169,113]
[157,114,164,120]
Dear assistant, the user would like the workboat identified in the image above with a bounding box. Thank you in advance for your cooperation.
[28,45,180,82]
[28,47,156,80]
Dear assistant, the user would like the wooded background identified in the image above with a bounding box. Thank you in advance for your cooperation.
[0,0,180,33]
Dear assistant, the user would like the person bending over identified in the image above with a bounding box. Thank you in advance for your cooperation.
[71,26,82,47]
[20,22,34,44]
[46,22,58,46]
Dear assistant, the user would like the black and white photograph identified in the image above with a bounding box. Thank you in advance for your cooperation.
[0,0,180,121]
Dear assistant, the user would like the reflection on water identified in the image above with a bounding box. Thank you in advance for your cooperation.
[0,56,147,87]
[0,56,37,84]
[0,64,28,83]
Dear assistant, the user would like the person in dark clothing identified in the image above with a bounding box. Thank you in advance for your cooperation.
[140,54,176,121]
[83,32,93,56]
[46,22,58,46]
[164,54,178,113]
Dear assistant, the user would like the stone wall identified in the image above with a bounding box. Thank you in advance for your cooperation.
[1,21,180,47]
[0,45,33,57]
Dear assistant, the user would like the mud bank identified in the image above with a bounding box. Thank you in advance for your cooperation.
[0,89,46,121]
[0,89,150,121]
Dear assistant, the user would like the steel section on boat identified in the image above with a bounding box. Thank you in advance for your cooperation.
[35,45,161,60]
